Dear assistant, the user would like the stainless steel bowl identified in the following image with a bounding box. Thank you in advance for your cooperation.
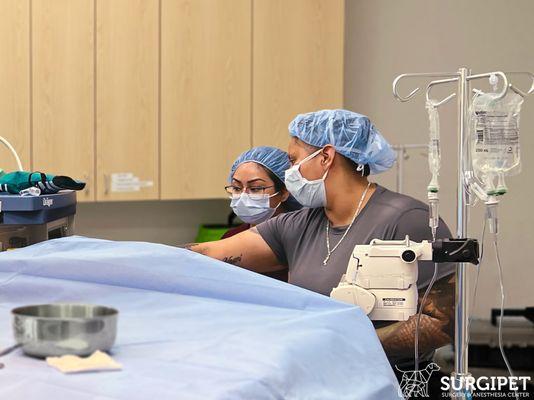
[12,303,118,358]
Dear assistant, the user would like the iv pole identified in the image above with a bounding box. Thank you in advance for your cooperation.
[391,67,534,396]
[456,67,471,381]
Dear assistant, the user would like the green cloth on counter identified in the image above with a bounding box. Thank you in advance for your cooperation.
[0,171,85,195]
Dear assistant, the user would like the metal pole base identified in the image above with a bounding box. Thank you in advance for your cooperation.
[450,372,474,399]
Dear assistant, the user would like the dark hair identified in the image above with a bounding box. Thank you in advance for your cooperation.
[339,154,370,176]
[264,167,285,192]
[359,164,371,177]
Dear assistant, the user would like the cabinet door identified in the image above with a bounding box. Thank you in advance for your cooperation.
[161,0,252,200]
[32,0,95,202]
[253,0,344,149]
[0,1,30,173]
[96,0,159,201]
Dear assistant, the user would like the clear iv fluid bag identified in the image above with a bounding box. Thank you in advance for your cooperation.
[470,91,524,177]
[426,100,440,191]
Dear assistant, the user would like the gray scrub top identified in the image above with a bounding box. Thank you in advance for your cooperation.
[256,184,455,297]
[256,184,455,368]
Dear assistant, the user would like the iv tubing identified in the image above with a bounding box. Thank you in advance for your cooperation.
[494,236,518,399]
[414,262,438,372]
[0,135,23,171]
[461,219,486,376]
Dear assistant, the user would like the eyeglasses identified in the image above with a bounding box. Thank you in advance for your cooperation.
[224,185,276,199]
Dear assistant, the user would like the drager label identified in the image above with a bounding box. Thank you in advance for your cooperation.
[42,198,53,207]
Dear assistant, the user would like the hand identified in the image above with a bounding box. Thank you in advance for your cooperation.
[376,274,455,358]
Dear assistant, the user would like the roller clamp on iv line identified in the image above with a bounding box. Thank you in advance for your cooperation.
[330,236,479,321]
[390,68,533,396]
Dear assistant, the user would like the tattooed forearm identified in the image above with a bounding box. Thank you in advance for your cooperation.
[377,314,452,358]
[179,243,209,255]
[180,242,244,267]
[376,274,455,358]
[421,273,455,338]
[222,254,243,266]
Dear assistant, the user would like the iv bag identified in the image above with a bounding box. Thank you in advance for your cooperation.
[426,100,440,192]
[470,91,524,178]
[426,102,441,173]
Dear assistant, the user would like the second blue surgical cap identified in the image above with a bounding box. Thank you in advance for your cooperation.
[229,146,291,183]
[288,109,397,174]
[229,146,301,210]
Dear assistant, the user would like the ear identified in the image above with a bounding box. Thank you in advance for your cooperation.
[320,145,336,169]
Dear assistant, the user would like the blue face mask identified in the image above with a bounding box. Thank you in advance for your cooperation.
[230,192,280,225]
[284,148,329,208]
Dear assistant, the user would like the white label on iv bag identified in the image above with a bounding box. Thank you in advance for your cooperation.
[473,111,520,172]
[110,173,154,193]
[475,111,519,147]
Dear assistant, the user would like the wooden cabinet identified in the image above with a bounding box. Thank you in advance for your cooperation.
[0,1,30,173]
[252,0,345,150]
[96,0,159,201]
[32,0,95,202]
[1,1,345,201]
[161,0,252,199]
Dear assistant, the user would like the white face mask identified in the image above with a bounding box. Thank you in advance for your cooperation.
[230,192,280,225]
[284,148,329,208]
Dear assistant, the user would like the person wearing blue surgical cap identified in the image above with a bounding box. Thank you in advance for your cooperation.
[222,146,301,282]
[186,110,455,377]
[223,146,301,238]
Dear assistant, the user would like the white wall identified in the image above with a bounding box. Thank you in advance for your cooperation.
[345,0,534,318]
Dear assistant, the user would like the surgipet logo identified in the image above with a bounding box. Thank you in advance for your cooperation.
[42,198,54,207]
[394,362,532,399]
[395,362,440,398]
[441,375,531,394]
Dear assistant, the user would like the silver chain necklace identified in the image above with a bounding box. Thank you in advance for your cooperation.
[323,181,372,266]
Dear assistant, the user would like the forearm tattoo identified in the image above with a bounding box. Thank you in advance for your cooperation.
[377,274,455,358]
[222,255,243,266]
[180,243,208,255]
[180,243,242,266]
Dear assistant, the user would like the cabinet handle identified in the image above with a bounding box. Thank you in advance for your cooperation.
[104,174,110,195]
[83,174,91,197]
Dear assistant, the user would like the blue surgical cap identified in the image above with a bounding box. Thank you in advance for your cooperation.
[229,146,301,211]
[288,109,397,174]
[229,146,290,183]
